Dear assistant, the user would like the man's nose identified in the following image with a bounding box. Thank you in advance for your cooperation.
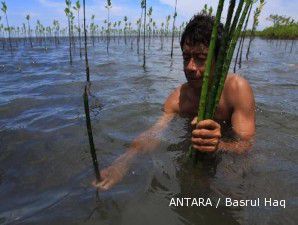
[186,58,198,73]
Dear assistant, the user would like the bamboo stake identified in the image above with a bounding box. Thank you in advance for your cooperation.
[212,0,253,117]
[197,0,225,121]
[190,0,225,164]
[205,0,236,119]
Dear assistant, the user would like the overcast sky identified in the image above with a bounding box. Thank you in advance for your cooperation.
[3,0,298,30]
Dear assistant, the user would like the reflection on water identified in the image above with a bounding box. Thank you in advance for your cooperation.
[0,38,297,225]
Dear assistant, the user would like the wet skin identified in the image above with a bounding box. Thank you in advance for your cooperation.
[94,42,256,190]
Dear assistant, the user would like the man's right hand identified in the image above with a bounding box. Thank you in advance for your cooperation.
[93,164,126,191]
[191,117,221,153]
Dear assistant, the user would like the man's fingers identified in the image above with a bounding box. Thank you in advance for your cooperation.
[197,119,220,130]
[191,117,198,127]
[192,129,221,138]
[92,178,110,191]
[102,180,114,190]
[192,145,215,152]
[100,169,109,178]
[191,137,219,146]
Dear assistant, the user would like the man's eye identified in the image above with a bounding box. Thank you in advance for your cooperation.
[195,58,206,65]
[183,56,190,61]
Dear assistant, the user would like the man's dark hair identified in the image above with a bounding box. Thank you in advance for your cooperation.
[180,13,223,55]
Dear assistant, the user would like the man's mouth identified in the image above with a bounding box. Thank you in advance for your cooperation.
[186,74,201,81]
[187,77,202,87]
[187,77,202,82]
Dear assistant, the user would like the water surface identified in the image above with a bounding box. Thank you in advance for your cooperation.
[0,38,297,225]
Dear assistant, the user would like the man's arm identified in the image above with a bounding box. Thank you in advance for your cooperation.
[94,88,180,190]
[218,76,255,153]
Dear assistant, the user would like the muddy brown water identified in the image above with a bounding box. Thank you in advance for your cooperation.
[0,38,297,225]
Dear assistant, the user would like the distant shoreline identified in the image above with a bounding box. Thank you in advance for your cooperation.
[245,24,298,40]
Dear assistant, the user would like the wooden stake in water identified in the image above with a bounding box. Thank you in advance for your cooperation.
[83,86,101,181]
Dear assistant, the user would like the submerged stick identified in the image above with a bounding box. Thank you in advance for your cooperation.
[83,85,101,181]
[82,1,100,181]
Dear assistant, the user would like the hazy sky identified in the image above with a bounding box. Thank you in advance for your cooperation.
[3,0,298,29]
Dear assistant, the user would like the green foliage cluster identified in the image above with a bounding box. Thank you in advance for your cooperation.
[252,15,298,39]
[267,14,295,27]
[201,3,213,16]
[256,23,298,39]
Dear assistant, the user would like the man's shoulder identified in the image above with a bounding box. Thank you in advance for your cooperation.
[225,73,252,91]
[224,73,254,107]
[224,73,252,95]
[163,83,190,113]
[163,85,182,113]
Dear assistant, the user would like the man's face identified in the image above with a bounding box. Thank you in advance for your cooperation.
[182,41,210,90]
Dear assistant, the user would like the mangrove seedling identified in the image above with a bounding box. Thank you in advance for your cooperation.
[105,0,112,54]
[246,0,265,60]
[26,14,33,48]
[142,0,146,68]
[83,0,90,81]
[73,0,82,58]
[1,1,12,53]
[65,0,73,64]
[123,16,128,45]
[170,0,178,58]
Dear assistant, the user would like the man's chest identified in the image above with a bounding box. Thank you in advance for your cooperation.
[178,94,232,123]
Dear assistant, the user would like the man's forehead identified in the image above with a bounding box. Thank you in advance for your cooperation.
[182,42,208,55]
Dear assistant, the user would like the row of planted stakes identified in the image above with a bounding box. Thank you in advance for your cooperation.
[1,0,102,183]
[0,0,270,70]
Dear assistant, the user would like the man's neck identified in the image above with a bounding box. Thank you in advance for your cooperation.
[187,83,202,102]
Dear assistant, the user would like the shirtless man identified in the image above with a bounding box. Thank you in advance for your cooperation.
[94,13,255,190]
